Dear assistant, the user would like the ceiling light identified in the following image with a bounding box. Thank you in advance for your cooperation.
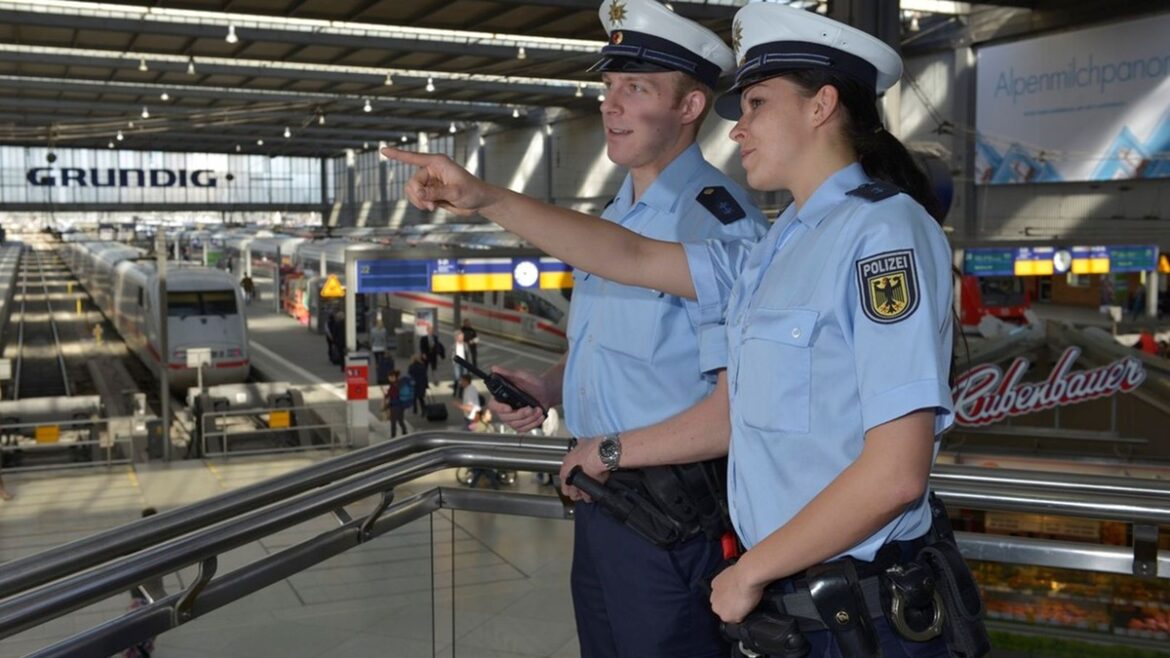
[116,130,123,141]
[400,135,408,143]
[226,24,239,44]
[160,91,169,101]
[598,92,606,102]
[138,57,148,72]
[512,108,520,118]
[127,121,134,128]
[449,122,456,133]
[575,84,584,98]
[141,106,150,119]
[318,113,326,126]
[108,141,115,149]
[517,46,526,60]
[283,126,291,138]
[384,72,394,86]
[425,77,435,92]
[363,141,369,149]
[257,138,264,145]
[235,144,241,152]
[187,58,196,75]
[363,98,372,112]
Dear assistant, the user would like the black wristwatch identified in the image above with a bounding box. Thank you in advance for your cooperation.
[598,433,622,471]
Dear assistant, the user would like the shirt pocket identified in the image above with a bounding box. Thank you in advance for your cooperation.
[596,282,666,362]
[737,307,818,433]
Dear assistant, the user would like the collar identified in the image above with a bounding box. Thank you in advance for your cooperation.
[616,142,705,215]
[794,162,868,229]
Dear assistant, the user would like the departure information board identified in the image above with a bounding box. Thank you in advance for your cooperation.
[356,257,573,294]
[964,248,1015,276]
[1108,245,1158,273]
[964,244,1158,277]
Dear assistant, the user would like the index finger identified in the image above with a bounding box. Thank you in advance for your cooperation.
[380,146,435,167]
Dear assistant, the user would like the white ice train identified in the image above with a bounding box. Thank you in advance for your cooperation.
[62,241,251,391]
[234,234,571,352]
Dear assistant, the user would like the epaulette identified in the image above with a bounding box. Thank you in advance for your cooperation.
[846,181,900,202]
[695,186,746,225]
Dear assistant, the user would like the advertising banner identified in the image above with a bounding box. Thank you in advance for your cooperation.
[975,13,1170,184]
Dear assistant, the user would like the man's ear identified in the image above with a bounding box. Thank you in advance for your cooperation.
[679,89,708,125]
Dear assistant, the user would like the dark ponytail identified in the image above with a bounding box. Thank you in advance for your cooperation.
[783,70,944,224]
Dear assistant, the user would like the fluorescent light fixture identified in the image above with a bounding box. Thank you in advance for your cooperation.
[226,24,239,44]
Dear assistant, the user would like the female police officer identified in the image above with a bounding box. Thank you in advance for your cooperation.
[384,3,969,655]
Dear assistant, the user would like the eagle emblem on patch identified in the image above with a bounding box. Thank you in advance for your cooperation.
[855,249,919,324]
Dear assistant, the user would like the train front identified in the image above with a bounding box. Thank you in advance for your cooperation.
[164,268,251,391]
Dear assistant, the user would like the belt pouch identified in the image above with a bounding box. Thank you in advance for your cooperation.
[918,542,990,658]
[806,561,881,658]
[723,608,810,658]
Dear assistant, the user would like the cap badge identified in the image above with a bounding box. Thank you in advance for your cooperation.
[607,0,628,27]
[612,31,624,45]
[731,20,743,55]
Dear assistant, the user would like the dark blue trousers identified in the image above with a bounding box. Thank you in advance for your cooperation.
[571,501,727,658]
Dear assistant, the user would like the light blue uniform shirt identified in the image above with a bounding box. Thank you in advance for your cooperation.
[684,163,954,559]
[564,143,767,438]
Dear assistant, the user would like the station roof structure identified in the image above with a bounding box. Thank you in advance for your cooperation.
[0,0,1161,158]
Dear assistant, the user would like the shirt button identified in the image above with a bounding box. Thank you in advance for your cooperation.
[791,327,801,339]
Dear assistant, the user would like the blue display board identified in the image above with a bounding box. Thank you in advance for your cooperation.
[1108,245,1158,273]
[356,259,433,293]
[964,248,1016,276]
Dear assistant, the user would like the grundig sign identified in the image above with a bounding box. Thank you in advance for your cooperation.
[952,346,1146,426]
[26,167,219,188]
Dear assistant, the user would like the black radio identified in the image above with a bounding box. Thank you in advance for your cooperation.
[453,355,545,416]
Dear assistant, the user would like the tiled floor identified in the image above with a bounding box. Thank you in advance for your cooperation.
[0,455,579,658]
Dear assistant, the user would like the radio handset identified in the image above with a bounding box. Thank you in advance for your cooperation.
[453,355,546,417]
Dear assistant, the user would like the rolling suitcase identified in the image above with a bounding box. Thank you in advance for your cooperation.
[425,395,449,422]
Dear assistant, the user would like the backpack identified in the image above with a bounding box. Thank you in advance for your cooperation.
[398,377,415,403]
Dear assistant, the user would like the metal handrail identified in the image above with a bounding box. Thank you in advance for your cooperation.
[0,444,563,639]
[0,437,1165,655]
[0,431,572,598]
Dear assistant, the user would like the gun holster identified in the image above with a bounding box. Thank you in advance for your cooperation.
[722,608,809,658]
[918,493,991,658]
[806,561,881,658]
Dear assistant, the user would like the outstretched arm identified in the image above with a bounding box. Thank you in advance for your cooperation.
[382,147,695,299]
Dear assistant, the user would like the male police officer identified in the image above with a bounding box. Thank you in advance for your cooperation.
[488,1,766,655]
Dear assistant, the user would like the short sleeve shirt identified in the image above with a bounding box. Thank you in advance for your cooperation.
[563,143,767,437]
[685,163,954,559]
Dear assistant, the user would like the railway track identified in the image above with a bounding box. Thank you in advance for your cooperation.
[6,248,72,399]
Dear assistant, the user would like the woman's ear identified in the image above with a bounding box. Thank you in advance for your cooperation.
[809,84,841,128]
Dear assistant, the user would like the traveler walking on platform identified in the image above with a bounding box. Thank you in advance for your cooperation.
[452,331,468,398]
[388,2,766,655]
[385,3,983,656]
[383,370,410,438]
[460,318,480,366]
[407,353,429,415]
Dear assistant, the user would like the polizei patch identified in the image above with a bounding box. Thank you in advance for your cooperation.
[855,249,919,324]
